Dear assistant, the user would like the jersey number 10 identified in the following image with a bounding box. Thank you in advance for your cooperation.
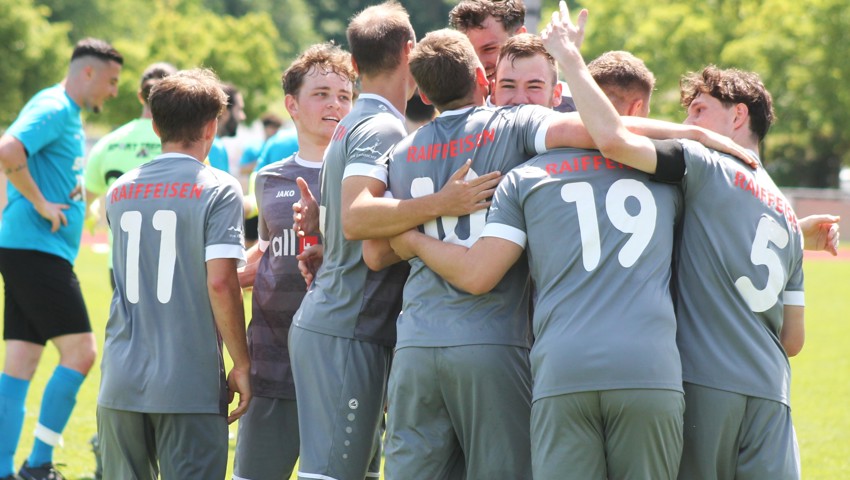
[410,170,487,247]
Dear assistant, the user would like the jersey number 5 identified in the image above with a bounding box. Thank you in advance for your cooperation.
[561,179,657,272]
[120,210,177,304]
[735,215,789,313]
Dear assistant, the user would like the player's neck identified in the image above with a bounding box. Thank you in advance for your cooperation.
[60,76,85,110]
[360,70,409,116]
[161,142,207,163]
[731,130,760,156]
[296,134,327,163]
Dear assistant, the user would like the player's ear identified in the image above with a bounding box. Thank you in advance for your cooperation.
[733,103,749,131]
[552,82,563,107]
[151,120,162,139]
[627,98,643,117]
[285,94,298,119]
[475,66,488,88]
[418,89,433,106]
[203,118,217,141]
[351,57,360,76]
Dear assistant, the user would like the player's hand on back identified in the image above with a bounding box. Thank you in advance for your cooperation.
[293,176,319,237]
[226,365,252,424]
[435,159,502,217]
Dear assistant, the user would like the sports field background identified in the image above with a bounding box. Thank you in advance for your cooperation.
[0,236,847,479]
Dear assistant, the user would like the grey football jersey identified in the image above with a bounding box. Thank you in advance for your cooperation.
[250,155,321,399]
[99,153,246,415]
[386,104,556,348]
[675,140,804,406]
[293,94,409,346]
[485,148,684,401]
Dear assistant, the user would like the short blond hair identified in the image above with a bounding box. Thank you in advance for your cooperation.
[347,1,414,77]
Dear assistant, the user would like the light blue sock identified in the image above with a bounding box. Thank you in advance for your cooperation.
[0,374,30,477]
[27,366,85,467]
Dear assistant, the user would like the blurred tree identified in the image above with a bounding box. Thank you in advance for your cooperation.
[202,0,320,66]
[0,0,69,127]
[35,0,150,43]
[307,0,456,46]
[542,0,848,187]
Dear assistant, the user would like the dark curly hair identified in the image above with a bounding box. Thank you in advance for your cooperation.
[680,65,775,141]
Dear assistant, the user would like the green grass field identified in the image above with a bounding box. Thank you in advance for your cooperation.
[0,245,848,479]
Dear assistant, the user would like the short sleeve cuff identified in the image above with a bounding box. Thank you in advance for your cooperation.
[343,163,388,185]
[783,290,805,307]
[534,116,553,154]
[257,238,270,252]
[206,243,247,267]
[481,223,526,248]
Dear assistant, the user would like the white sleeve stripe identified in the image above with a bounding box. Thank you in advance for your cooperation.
[534,116,552,154]
[258,238,270,252]
[481,223,526,248]
[783,290,805,307]
[206,244,247,268]
[343,163,388,185]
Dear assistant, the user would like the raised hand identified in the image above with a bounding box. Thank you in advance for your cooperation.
[540,1,588,66]
[292,176,319,237]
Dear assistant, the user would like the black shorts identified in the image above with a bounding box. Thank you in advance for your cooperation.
[0,248,91,345]
[244,215,259,242]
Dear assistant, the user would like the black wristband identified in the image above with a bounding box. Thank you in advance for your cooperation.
[649,139,686,183]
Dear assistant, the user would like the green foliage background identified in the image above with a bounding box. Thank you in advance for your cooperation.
[1,0,847,187]
[543,0,850,188]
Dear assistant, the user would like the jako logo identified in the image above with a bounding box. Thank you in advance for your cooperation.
[276,190,296,198]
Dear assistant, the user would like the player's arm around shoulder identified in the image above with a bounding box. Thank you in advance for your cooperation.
[541,3,659,173]
[389,229,522,295]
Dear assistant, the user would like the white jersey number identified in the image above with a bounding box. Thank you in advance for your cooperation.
[735,215,789,312]
[561,179,657,271]
[120,210,177,304]
[410,169,487,247]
